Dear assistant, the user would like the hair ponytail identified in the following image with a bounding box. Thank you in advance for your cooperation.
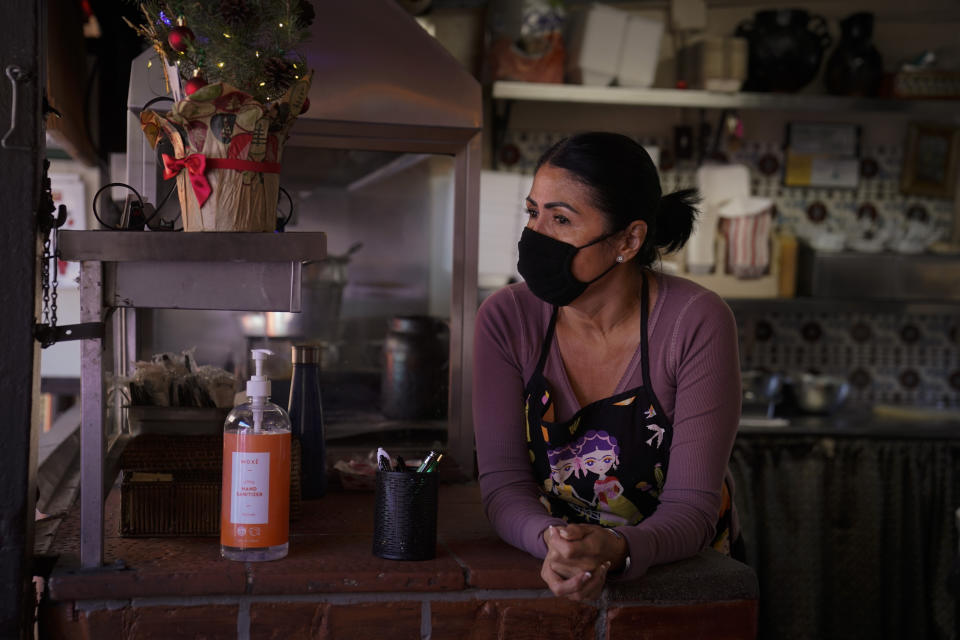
[653,188,700,254]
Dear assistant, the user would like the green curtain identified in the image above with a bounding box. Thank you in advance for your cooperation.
[730,435,959,640]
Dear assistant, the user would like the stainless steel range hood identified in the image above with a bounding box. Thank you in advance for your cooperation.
[291,0,481,150]
[288,0,483,475]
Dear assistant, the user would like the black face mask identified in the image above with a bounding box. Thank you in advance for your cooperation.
[517,227,620,307]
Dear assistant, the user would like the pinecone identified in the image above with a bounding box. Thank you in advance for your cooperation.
[263,56,295,90]
[219,0,253,26]
[295,0,315,28]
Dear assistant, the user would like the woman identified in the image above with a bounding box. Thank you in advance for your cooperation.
[473,132,742,602]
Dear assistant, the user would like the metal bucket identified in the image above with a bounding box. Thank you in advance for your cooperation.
[380,316,449,420]
[240,243,360,341]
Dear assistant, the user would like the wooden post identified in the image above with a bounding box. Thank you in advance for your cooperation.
[0,0,44,637]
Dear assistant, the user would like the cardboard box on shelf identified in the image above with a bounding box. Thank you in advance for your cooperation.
[617,15,665,88]
[678,36,747,92]
[565,4,628,86]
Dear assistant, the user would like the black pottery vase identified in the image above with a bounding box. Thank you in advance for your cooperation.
[824,12,883,97]
[736,9,832,93]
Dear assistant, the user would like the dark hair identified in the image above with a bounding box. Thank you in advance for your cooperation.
[535,131,699,267]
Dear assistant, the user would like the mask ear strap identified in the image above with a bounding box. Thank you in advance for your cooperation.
[584,256,621,285]
[576,229,617,250]
[578,229,623,285]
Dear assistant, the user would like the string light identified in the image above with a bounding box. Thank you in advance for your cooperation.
[278,22,284,27]
[255,50,260,58]
[217,61,225,69]
[223,32,231,39]
[259,81,266,87]
[147,59,153,68]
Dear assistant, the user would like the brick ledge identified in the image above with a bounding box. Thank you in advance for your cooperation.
[44,483,758,639]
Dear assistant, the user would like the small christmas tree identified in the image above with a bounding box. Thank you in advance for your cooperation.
[126,0,314,103]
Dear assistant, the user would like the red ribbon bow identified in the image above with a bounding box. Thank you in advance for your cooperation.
[162,153,212,208]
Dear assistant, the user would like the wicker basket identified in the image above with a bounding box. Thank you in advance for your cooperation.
[121,470,222,537]
[119,434,302,537]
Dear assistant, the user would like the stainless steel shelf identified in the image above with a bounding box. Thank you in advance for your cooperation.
[60,231,328,312]
[797,246,960,301]
[492,81,960,117]
[59,230,327,262]
[103,262,304,311]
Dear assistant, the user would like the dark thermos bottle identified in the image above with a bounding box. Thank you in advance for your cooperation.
[288,344,327,498]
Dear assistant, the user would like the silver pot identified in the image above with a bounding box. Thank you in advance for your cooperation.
[788,372,850,414]
[241,242,361,340]
[741,370,784,418]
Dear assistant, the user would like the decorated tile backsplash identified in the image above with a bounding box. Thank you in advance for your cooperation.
[732,305,960,408]
[497,130,955,251]
[498,130,960,408]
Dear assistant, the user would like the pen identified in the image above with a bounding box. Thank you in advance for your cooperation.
[416,450,443,473]
[395,456,407,472]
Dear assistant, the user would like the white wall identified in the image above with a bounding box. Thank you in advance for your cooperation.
[40,157,99,378]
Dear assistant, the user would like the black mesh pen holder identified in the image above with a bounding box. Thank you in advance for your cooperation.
[372,470,439,561]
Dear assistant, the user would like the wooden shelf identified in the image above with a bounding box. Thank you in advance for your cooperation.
[662,234,785,300]
[492,81,960,118]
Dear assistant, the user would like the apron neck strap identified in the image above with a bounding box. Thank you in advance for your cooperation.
[639,272,653,391]
[536,306,560,375]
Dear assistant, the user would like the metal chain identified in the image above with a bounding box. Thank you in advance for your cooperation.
[49,226,59,329]
[40,231,51,326]
[38,224,60,335]
[35,158,67,348]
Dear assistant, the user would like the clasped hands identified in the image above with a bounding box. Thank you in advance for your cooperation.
[540,523,629,601]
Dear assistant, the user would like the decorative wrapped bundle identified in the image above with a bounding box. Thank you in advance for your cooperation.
[140,71,312,232]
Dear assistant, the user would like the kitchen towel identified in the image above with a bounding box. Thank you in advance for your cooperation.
[689,164,752,274]
[719,196,774,278]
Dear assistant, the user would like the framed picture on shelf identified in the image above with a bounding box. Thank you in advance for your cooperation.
[783,122,861,189]
[900,122,960,199]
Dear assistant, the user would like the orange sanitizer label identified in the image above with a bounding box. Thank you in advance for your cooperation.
[221,431,290,549]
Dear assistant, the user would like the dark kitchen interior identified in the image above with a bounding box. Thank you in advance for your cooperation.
[3,0,959,638]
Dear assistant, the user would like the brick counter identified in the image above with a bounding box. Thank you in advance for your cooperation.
[40,484,758,639]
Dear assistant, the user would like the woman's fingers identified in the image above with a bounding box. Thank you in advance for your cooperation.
[571,562,610,601]
[542,548,612,602]
[540,556,578,591]
[556,562,611,602]
[546,525,593,559]
[542,563,594,598]
[547,525,610,566]
[547,556,590,580]
[545,529,593,578]
[554,523,589,541]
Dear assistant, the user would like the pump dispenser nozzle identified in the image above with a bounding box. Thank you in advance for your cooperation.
[247,349,273,431]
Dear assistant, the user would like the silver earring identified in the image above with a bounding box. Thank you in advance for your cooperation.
[616,255,624,263]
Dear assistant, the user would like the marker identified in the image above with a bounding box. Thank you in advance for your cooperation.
[376,447,392,472]
[416,450,443,473]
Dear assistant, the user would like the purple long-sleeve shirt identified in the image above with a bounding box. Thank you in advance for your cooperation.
[473,272,741,581]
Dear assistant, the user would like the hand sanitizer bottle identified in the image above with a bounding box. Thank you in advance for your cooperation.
[220,349,291,561]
